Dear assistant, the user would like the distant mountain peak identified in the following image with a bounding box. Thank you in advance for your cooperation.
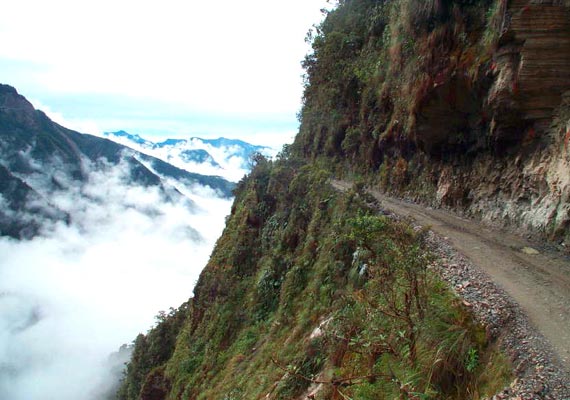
[156,138,187,147]
[195,137,269,149]
[103,130,278,182]
[0,83,20,98]
[0,84,36,114]
[104,130,150,146]
[0,91,235,238]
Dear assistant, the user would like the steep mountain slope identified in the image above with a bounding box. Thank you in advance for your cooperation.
[118,159,510,400]
[116,1,570,399]
[0,84,238,400]
[293,0,570,247]
[104,131,276,182]
[0,84,234,238]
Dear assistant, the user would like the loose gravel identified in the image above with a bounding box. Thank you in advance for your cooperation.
[425,229,570,399]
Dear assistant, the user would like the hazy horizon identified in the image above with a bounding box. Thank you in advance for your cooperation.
[0,0,331,148]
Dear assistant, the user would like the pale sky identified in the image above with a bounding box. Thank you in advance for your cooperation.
[0,0,330,147]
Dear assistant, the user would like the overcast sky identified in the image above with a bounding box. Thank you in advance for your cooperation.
[0,0,330,146]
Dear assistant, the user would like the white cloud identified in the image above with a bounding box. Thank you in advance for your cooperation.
[0,0,329,114]
[0,157,232,399]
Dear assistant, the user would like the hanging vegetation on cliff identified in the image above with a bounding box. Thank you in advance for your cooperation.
[294,0,570,245]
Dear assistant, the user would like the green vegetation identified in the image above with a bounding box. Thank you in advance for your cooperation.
[116,1,515,398]
[117,156,510,399]
[294,0,498,180]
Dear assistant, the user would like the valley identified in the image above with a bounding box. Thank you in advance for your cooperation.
[0,85,267,399]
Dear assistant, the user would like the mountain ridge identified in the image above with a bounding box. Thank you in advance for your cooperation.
[103,130,276,182]
[0,84,234,239]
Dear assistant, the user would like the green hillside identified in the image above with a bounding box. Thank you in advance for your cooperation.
[117,158,509,399]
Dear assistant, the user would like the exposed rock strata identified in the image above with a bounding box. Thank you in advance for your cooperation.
[406,1,570,246]
[425,91,570,245]
[489,0,570,133]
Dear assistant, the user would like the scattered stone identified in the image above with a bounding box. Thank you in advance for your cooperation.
[521,247,540,255]
[422,230,570,399]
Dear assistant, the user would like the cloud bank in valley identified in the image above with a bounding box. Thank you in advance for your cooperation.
[104,133,279,182]
[0,158,232,399]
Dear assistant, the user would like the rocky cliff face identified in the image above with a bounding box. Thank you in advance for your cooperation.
[428,0,570,243]
[294,0,570,247]
[489,0,570,129]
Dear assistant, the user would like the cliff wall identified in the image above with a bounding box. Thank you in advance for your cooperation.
[294,0,570,246]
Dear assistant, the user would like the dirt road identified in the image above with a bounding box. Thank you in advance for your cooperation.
[332,180,570,369]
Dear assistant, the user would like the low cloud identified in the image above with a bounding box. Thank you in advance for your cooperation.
[102,134,280,183]
[0,156,232,399]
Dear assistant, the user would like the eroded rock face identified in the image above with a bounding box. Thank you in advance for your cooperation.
[411,1,570,245]
[416,74,485,156]
[488,0,570,135]
[425,92,570,244]
[414,1,570,150]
